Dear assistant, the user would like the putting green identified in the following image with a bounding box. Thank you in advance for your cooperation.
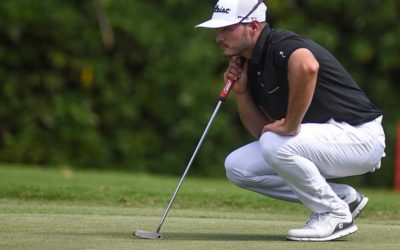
[1,200,399,250]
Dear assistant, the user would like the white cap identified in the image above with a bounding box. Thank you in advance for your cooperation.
[196,0,268,29]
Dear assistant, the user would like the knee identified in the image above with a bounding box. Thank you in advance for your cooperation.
[224,153,245,186]
[225,153,280,191]
[225,152,261,188]
[259,133,283,166]
[259,132,299,170]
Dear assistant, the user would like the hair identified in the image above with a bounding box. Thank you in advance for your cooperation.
[244,21,268,30]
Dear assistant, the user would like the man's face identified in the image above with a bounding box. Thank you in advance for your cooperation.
[216,24,251,57]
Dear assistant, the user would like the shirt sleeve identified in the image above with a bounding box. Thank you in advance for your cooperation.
[273,37,309,74]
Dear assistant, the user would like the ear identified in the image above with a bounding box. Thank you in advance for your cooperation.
[249,21,261,36]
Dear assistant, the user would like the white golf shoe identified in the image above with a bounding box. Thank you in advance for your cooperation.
[287,210,357,241]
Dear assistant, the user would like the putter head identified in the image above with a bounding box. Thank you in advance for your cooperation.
[133,230,163,240]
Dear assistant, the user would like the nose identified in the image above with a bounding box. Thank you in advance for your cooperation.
[216,29,224,43]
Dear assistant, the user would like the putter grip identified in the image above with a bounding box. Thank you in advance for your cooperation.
[218,79,234,102]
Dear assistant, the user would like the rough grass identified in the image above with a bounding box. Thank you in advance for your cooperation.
[0,164,400,249]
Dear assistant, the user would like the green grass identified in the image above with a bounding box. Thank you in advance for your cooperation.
[1,164,400,249]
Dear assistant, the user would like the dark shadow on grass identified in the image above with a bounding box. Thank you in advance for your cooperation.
[46,231,350,242]
[161,233,351,242]
[49,231,282,241]
[162,232,285,241]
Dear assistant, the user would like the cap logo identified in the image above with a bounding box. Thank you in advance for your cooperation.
[237,16,257,21]
[213,5,231,14]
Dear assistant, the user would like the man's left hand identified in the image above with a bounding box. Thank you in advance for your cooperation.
[261,119,300,136]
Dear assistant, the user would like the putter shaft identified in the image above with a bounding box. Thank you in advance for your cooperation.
[155,100,224,233]
[134,80,234,239]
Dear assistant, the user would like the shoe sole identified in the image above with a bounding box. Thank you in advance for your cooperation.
[352,196,369,219]
[286,224,358,242]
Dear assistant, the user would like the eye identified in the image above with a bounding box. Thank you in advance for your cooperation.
[216,25,236,34]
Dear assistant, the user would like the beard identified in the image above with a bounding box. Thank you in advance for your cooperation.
[219,29,251,57]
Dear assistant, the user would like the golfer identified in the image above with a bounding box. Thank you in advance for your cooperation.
[196,0,386,241]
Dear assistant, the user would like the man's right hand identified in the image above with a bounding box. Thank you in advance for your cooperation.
[224,56,248,95]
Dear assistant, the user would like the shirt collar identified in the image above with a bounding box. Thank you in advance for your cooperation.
[250,24,271,65]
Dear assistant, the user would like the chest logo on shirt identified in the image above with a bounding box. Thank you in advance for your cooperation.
[279,51,286,58]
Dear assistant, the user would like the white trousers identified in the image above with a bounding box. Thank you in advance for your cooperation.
[225,117,385,213]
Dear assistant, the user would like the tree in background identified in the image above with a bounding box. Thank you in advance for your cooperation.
[0,0,398,187]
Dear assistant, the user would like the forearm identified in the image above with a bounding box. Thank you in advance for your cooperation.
[224,58,270,138]
[235,92,270,139]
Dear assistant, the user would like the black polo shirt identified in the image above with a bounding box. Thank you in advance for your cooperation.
[248,26,383,125]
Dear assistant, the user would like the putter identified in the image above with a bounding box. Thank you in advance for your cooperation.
[133,79,234,240]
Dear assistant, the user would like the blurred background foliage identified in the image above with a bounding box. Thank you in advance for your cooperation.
[0,0,399,187]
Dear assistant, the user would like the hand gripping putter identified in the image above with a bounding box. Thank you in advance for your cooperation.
[133,80,234,240]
